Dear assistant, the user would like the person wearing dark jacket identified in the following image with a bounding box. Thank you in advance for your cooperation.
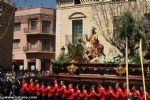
[0,79,3,96]
[4,77,12,96]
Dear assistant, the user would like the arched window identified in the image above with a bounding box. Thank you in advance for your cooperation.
[69,12,86,42]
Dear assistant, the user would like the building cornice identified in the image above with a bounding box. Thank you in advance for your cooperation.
[56,1,143,10]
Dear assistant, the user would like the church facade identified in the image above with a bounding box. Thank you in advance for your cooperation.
[56,0,150,61]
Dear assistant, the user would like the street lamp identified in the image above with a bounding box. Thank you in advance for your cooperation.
[61,46,65,54]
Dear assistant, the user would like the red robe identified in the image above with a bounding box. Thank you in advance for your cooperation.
[66,88,74,100]
[41,86,48,97]
[106,90,115,100]
[111,87,122,100]
[36,84,41,96]
[139,92,150,100]
[53,83,59,96]
[80,89,89,100]
[73,89,81,100]
[98,87,106,100]
[89,88,98,100]
[133,90,140,99]
[29,83,35,95]
[20,83,29,95]
[47,86,53,97]
[121,88,130,100]
[59,85,67,98]
[147,93,150,99]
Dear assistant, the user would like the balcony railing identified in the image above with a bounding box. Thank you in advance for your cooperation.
[23,28,54,35]
[23,46,55,53]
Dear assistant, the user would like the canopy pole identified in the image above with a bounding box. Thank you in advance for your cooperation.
[125,37,129,99]
[139,39,147,100]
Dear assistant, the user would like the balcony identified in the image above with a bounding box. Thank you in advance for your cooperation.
[23,46,55,54]
[23,28,55,36]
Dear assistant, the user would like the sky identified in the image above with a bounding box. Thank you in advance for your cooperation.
[11,0,56,9]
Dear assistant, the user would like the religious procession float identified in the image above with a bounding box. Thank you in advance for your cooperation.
[51,27,150,87]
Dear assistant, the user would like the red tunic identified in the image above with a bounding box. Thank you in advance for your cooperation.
[42,86,48,97]
[53,83,59,96]
[80,89,89,100]
[89,88,98,100]
[29,83,35,95]
[147,93,150,99]
[36,84,41,96]
[98,87,106,100]
[106,90,115,100]
[133,90,140,99]
[66,88,74,100]
[122,88,130,100]
[59,85,67,98]
[20,83,29,95]
[47,86,53,97]
[73,89,81,100]
[139,92,145,100]
[111,87,122,100]
[139,92,150,100]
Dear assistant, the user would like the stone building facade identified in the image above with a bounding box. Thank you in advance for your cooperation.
[56,0,150,61]
[13,7,56,71]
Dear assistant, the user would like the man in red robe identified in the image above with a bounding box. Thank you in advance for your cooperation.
[139,87,150,100]
[28,79,36,96]
[80,85,89,100]
[35,80,41,100]
[132,86,140,100]
[89,85,99,100]
[47,82,53,100]
[110,83,122,100]
[122,83,130,100]
[98,84,106,100]
[20,79,29,96]
[73,85,81,100]
[59,81,67,100]
[106,85,115,100]
[53,79,60,100]
[41,82,48,100]
[66,84,74,100]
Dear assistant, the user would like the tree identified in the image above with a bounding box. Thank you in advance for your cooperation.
[113,11,146,56]
[91,1,150,58]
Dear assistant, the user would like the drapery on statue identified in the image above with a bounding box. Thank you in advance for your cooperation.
[84,27,105,60]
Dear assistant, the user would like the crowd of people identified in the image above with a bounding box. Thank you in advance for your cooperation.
[0,71,150,100]
[0,71,50,96]
[19,79,150,100]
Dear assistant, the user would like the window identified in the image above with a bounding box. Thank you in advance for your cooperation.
[13,39,20,49]
[14,22,21,31]
[30,20,37,30]
[74,0,81,4]
[42,39,50,51]
[29,40,36,48]
[42,21,51,33]
[72,20,83,42]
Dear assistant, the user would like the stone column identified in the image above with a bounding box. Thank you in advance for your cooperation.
[36,59,41,71]
[24,59,28,70]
